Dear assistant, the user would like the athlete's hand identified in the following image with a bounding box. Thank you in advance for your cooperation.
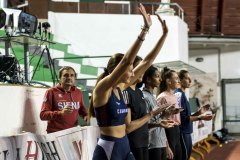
[160,119,175,128]
[156,14,168,35]
[161,105,179,118]
[199,104,211,114]
[150,107,163,117]
[198,113,214,121]
[139,3,152,28]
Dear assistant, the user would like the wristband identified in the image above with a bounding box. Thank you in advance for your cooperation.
[142,25,149,31]
[141,25,149,31]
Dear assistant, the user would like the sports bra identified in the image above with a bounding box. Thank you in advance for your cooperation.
[94,87,128,127]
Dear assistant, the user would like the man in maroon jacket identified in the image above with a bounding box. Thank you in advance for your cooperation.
[40,66,88,133]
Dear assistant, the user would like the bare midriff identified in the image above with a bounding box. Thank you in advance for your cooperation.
[99,124,126,138]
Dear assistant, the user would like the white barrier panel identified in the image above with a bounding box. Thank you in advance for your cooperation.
[192,120,213,144]
[0,85,212,149]
[0,85,48,136]
[0,126,99,160]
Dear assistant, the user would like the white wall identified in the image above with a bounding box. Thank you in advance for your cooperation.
[189,46,240,80]
[48,12,189,65]
[189,49,219,81]
[189,46,240,101]
[221,47,240,79]
[189,45,240,130]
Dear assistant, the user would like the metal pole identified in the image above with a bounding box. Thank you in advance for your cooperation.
[0,0,7,8]
[24,43,29,82]
[4,40,10,56]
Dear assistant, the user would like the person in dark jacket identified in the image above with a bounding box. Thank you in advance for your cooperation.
[174,70,214,160]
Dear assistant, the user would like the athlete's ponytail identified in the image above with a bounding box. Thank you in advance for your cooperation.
[159,67,175,94]
[88,73,105,118]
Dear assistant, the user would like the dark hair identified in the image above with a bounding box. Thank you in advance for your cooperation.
[88,53,124,118]
[106,53,124,74]
[59,66,77,78]
[133,56,143,68]
[133,56,144,88]
[159,67,176,93]
[137,65,158,88]
[178,70,189,80]
[142,65,158,83]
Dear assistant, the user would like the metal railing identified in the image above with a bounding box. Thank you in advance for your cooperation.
[48,0,184,20]
[52,55,110,86]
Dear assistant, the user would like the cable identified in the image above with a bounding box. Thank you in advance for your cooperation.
[29,40,46,66]
[8,41,25,83]
[0,71,10,82]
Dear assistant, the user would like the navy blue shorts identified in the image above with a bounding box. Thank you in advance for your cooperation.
[92,135,135,160]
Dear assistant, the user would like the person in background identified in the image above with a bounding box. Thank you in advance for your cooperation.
[157,67,182,160]
[88,4,168,160]
[40,66,88,133]
[122,10,169,160]
[123,56,150,160]
[174,70,214,160]
[141,65,175,160]
[123,58,169,160]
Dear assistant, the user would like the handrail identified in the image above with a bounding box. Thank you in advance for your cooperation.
[48,0,184,20]
[52,55,110,86]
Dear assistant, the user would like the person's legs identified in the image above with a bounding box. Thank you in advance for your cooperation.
[131,148,142,160]
[149,148,162,160]
[125,152,135,160]
[92,144,108,160]
[174,137,182,160]
[142,147,149,160]
[165,127,177,159]
[93,135,135,160]
[160,147,167,160]
[186,134,192,160]
[180,133,192,160]
[131,147,148,160]
[165,126,181,160]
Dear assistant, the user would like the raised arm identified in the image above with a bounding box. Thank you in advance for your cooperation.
[93,4,151,97]
[125,14,168,88]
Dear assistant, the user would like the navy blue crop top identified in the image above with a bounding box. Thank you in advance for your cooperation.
[94,87,128,127]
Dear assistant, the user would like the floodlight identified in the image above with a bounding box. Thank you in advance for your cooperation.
[18,12,38,36]
[0,9,6,28]
[0,8,37,36]
[1,8,22,29]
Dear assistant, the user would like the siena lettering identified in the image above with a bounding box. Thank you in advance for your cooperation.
[57,102,80,110]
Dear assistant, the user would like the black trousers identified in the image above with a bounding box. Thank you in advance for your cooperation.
[180,132,192,160]
[131,147,149,160]
[165,126,182,160]
[149,147,167,160]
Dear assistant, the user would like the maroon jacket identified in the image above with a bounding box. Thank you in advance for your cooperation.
[40,84,87,133]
